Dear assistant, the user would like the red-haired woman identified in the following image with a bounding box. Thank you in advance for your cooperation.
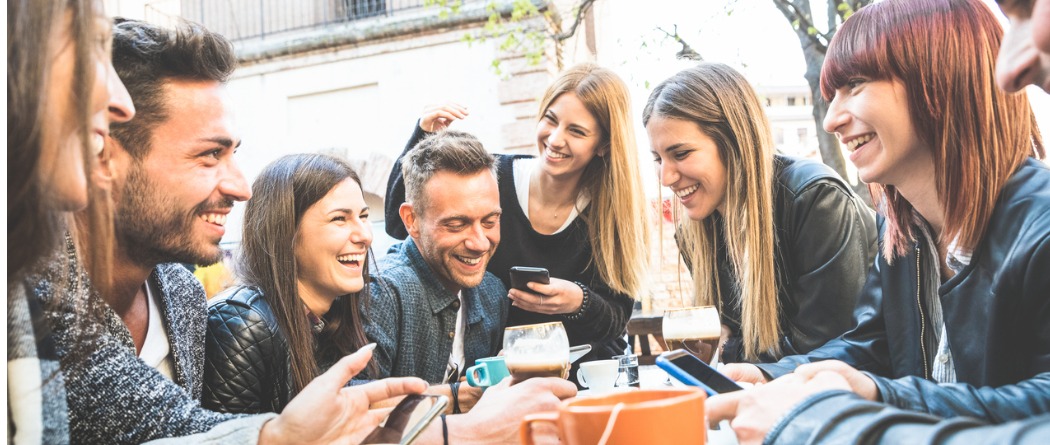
[724,0,1050,423]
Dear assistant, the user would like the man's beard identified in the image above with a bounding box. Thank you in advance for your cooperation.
[115,166,232,267]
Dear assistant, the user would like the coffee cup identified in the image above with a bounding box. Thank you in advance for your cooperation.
[503,322,570,383]
[466,356,510,387]
[521,389,707,445]
[577,359,619,393]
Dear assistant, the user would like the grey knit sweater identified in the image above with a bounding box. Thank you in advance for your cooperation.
[37,241,272,444]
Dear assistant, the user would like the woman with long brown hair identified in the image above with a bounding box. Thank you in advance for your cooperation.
[203,153,376,413]
[644,62,876,363]
[7,0,135,440]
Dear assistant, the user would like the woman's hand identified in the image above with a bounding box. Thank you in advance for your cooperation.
[508,277,585,315]
[419,103,469,132]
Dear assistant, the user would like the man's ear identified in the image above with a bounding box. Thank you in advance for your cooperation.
[400,203,421,239]
[92,137,117,191]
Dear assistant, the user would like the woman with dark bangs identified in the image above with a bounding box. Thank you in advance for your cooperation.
[723,0,1050,423]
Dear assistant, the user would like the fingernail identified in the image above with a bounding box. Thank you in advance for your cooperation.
[360,343,377,352]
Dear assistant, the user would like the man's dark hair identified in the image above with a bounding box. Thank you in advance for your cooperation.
[110,18,237,159]
[402,130,497,214]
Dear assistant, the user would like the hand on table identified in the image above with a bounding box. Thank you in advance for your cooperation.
[419,103,469,132]
[706,371,851,445]
[793,360,879,401]
[444,377,577,444]
[508,277,584,315]
[259,344,428,445]
[719,363,770,385]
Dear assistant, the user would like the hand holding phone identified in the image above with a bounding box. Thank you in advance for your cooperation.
[509,266,550,293]
[656,349,743,396]
[360,394,448,444]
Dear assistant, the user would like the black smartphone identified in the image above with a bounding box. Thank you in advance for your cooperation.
[657,349,743,395]
[360,394,449,445]
[509,266,550,293]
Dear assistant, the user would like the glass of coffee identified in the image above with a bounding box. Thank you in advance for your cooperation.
[662,306,722,365]
[504,322,570,383]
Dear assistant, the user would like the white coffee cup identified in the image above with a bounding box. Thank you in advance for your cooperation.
[577,359,619,393]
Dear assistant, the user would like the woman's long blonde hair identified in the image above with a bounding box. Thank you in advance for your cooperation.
[643,63,779,361]
[539,63,650,298]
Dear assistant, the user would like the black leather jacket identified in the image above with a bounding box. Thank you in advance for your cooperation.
[767,390,1050,445]
[202,286,291,414]
[705,155,877,363]
[757,158,1050,421]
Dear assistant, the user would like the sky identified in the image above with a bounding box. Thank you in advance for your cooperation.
[591,0,1050,136]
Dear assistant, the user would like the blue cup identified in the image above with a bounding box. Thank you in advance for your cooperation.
[466,356,510,387]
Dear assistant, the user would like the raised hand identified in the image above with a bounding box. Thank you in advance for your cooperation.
[419,103,469,132]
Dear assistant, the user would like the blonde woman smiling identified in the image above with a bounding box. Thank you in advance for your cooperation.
[644,63,876,363]
[385,63,650,372]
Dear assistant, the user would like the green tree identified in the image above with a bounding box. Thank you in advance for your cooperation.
[771,0,873,186]
[432,0,873,186]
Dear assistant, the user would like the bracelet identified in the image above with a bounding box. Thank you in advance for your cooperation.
[440,413,449,445]
[564,281,591,320]
[450,381,462,414]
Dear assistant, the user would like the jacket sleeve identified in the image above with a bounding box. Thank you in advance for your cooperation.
[144,415,275,445]
[871,372,1050,422]
[781,180,877,355]
[202,301,280,414]
[566,282,634,345]
[61,337,246,444]
[757,238,893,379]
[766,391,1050,445]
[384,122,431,240]
[360,277,403,379]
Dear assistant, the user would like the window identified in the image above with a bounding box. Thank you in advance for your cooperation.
[787,97,796,106]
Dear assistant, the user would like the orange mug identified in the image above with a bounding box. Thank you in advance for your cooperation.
[520,389,706,445]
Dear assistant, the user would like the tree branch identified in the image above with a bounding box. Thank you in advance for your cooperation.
[551,0,598,42]
[771,0,829,53]
[656,25,702,61]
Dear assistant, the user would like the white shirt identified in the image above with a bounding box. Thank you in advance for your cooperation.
[513,158,589,234]
[446,291,466,382]
[139,283,176,380]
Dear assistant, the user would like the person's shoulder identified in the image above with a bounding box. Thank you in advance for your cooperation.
[775,155,851,195]
[478,272,508,294]
[207,286,278,331]
[154,263,205,297]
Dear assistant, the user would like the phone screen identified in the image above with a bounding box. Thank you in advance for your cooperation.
[663,350,743,394]
[360,394,449,445]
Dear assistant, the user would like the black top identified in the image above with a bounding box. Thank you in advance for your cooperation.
[701,155,877,363]
[384,125,634,370]
[757,158,1050,421]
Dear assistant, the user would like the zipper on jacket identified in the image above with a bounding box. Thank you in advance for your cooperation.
[915,246,930,379]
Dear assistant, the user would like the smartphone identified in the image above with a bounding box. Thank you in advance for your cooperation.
[656,349,743,396]
[509,266,550,293]
[360,394,449,445]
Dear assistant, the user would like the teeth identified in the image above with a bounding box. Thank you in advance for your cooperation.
[199,213,227,226]
[92,133,105,155]
[546,147,570,159]
[675,184,699,198]
[846,134,874,151]
[458,256,481,265]
[337,253,365,263]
